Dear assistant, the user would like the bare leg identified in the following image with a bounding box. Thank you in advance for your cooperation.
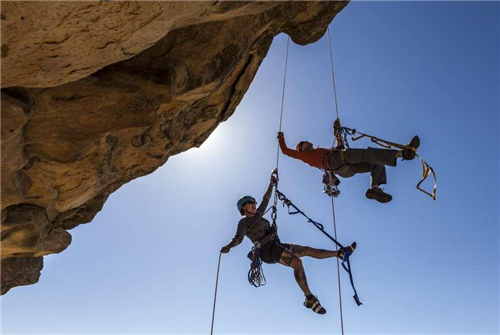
[279,249,312,296]
[289,244,341,259]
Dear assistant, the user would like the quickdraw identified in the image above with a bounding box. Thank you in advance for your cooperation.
[333,118,355,150]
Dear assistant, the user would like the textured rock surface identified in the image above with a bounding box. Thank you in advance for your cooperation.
[1,1,349,294]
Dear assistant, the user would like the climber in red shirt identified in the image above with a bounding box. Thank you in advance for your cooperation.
[278,132,420,203]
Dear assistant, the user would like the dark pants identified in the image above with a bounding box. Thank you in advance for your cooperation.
[247,238,291,264]
[327,147,398,187]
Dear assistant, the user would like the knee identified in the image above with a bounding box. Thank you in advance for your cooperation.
[291,244,307,257]
[291,257,303,270]
[364,147,375,162]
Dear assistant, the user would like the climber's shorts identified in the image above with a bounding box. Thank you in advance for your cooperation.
[259,239,291,264]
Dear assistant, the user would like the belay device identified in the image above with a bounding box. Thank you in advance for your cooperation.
[323,169,341,197]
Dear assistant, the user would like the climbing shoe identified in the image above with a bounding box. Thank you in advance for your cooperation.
[402,135,420,160]
[365,187,393,203]
[304,295,327,315]
[338,242,357,260]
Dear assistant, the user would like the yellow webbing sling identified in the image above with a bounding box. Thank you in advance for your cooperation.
[344,128,437,201]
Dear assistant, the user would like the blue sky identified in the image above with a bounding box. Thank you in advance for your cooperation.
[2,2,499,335]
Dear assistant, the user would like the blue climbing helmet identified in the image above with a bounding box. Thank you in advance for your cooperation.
[237,196,255,215]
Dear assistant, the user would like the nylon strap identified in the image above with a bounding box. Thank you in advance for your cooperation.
[344,127,437,200]
[275,189,362,305]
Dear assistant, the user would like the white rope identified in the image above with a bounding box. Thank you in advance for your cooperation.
[327,26,345,335]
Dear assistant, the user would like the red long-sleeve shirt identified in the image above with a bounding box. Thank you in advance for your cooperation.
[279,137,330,169]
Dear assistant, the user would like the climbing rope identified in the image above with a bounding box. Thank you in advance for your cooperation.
[331,197,345,335]
[327,27,340,120]
[210,252,222,335]
[327,26,349,335]
[272,35,290,231]
[274,36,290,175]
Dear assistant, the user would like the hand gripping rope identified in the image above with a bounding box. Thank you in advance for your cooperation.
[275,189,362,306]
[210,253,222,335]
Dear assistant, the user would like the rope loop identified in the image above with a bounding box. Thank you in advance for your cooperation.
[248,246,266,288]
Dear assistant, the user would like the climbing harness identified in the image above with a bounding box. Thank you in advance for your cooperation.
[246,225,277,288]
[322,119,352,197]
[332,121,438,200]
[275,189,362,306]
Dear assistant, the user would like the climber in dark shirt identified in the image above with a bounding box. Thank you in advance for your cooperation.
[278,131,420,203]
[221,172,356,315]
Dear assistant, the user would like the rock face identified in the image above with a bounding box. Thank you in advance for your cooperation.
[0,1,349,294]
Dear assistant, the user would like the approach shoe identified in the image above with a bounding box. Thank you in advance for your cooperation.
[365,187,393,203]
[402,135,420,160]
[338,242,357,260]
[304,295,327,315]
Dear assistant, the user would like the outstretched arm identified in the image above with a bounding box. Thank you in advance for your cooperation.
[278,134,304,160]
[221,223,245,253]
[257,175,276,216]
[221,236,243,253]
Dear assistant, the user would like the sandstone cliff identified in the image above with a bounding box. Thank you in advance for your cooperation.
[0,1,348,294]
